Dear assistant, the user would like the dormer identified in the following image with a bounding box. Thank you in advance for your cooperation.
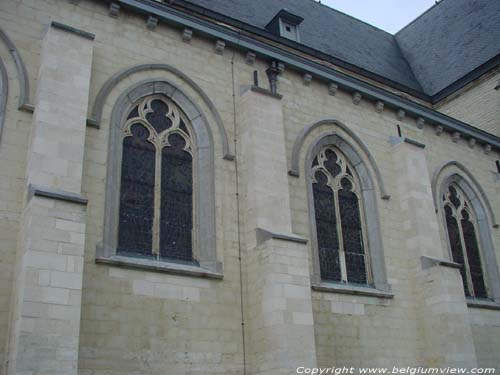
[265,9,304,43]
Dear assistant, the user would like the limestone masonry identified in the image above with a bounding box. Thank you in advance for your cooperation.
[0,0,499,374]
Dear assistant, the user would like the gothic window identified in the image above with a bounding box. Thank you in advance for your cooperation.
[311,146,370,285]
[443,184,488,299]
[117,95,194,263]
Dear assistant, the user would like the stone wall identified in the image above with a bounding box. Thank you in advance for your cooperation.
[0,0,499,374]
[0,1,38,371]
[282,67,500,368]
[436,68,500,137]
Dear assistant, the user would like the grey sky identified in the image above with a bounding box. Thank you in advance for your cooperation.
[321,0,437,34]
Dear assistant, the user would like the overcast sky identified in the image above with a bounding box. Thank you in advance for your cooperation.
[320,0,437,34]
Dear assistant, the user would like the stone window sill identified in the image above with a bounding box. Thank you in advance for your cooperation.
[311,282,394,298]
[96,255,223,280]
[466,298,500,311]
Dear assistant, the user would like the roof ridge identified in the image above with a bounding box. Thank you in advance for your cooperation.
[395,0,446,35]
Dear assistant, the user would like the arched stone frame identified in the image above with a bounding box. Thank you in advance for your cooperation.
[0,57,7,143]
[304,131,390,292]
[432,162,500,302]
[432,161,498,228]
[97,79,221,275]
[0,28,32,111]
[289,118,390,200]
[86,63,234,160]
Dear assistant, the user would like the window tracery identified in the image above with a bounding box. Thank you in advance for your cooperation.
[311,146,370,285]
[443,184,488,299]
[118,95,194,262]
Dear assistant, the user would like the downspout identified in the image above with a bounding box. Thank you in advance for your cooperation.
[230,49,247,374]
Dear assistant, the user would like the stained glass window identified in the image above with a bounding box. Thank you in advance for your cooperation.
[118,124,155,256]
[339,178,367,285]
[311,147,370,285]
[445,205,470,296]
[160,133,193,261]
[118,95,194,262]
[442,184,488,299]
[313,170,341,281]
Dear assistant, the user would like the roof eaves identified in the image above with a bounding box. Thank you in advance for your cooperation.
[115,0,500,150]
[432,53,500,103]
[148,0,428,99]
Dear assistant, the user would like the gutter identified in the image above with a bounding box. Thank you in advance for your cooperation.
[158,0,428,99]
[116,0,500,151]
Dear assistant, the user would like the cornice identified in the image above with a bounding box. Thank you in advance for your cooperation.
[113,0,500,151]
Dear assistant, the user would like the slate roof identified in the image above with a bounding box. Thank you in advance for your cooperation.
[396,0,500,96]
[179,0,500,99]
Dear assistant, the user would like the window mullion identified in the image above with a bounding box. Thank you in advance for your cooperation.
[356,191,372,284]
[457,214,475,297]
[152,139,162,258]
[334,186,347,283]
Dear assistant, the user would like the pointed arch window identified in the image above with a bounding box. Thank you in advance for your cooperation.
[311,146,371,285]
[443,184,488,299]
[118,95,195,263]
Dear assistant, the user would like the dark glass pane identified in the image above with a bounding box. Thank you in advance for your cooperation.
[339,178,367,284]
[448,186,461,209]
[340,177,353,192]
[313,171,341,281]
[323,149,341,178]
[160,133,193,262]
[118,124,155,256]
[445,205,470,296]
[461,210,487,298]
[345,253,367,284]
[179,120,190,135]
[146,99,172,134]
[127,105,139,120]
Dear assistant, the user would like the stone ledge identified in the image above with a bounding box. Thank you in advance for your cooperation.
[389,136,425,149]
[256,228,308,245]
[29,184,88,205]
[96,255,224,280]
[250,85,283,99]
[404,137,426,149]
[241,85,283,100]
[51,21,95,40]
[421,255,461,270]
[466,299,500,311]
[19,103,34,113]
[312,282,394,298]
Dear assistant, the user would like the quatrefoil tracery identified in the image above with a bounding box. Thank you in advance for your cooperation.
[311,146,359,196]
[443,184,474,222]
[124,95,193,155]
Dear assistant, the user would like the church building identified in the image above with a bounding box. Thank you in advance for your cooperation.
[0,0,499,373]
